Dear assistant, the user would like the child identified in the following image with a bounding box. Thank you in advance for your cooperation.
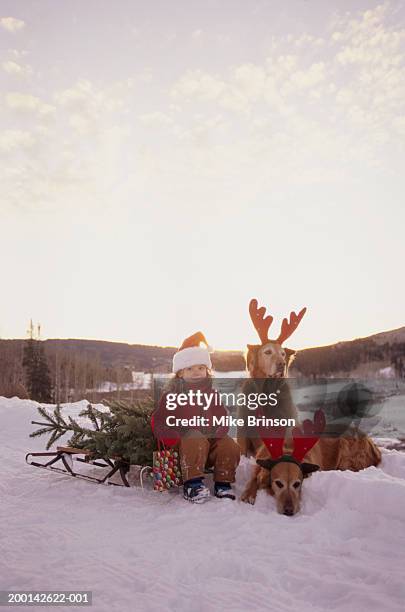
[152,332,241,503]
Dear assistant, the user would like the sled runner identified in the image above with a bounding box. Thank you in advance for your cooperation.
[26,445,215,494]
[25,446,135,487]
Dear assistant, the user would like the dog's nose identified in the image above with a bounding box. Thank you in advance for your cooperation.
[283,505,294,516]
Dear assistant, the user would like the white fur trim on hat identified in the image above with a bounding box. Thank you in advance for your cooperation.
[172,346,212,374]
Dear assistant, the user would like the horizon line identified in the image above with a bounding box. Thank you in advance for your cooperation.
[1,323,404,352]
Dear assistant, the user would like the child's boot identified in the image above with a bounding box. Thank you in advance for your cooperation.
[183,478,210,503]
[214,482,236,500]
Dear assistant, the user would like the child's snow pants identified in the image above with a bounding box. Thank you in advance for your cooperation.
[179,431,241,483]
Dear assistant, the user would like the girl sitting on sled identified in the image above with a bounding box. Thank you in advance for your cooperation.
[152,332,240,503]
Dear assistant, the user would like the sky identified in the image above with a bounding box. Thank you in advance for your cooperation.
[0,0,404,350]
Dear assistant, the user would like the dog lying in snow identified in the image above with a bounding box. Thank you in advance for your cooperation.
[241,426,382,516]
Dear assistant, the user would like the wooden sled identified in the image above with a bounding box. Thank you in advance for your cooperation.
[25,446,137,487]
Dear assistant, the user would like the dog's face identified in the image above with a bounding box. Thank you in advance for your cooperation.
[247,342,296,378]
[257,459,319,515]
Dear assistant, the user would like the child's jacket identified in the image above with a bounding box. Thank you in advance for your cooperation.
[152,378,229,446]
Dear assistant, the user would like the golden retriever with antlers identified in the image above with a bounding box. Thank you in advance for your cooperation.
[237,299,306,456]
[246,298,306,380]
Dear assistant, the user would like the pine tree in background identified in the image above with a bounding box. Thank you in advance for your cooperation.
[34,342,53,402]
[30,399,157,466]
[23,320,53,403]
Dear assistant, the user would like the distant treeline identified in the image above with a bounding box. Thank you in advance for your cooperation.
[0,339,123,402]
[1,331,404,400]
[292,338,405,377]
[0,338,245,400]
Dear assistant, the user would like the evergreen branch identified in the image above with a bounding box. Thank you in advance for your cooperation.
[29,427,54,438]
[36,406,55,424]
[46,428,67,450]
[46,428,61,450]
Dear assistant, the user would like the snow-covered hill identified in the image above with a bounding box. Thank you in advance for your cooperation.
[2,397,405,612]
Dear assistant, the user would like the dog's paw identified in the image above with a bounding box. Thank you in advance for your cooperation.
[241,491,257,505]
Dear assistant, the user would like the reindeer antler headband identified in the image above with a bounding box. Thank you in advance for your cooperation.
[259,409,326,467]
[249,298,307,345]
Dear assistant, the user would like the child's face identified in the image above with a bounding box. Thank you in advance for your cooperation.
[180,364,208,380]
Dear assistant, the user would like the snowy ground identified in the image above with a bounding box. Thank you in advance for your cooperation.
[2,397,405,612]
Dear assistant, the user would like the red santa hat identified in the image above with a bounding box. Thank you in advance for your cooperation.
[172,331,212,374]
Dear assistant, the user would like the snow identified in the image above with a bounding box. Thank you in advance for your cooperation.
[2,396,405,612]
[95,372,153,392]
[95,370,248,393]
[379,366,395,379]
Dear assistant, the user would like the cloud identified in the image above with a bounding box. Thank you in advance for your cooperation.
[54,79,130,134]
[1,78,135,213]
[171,70,226,101]
[171,69,253,113]
[232,63,266,101]
[333,3,404,68]
[8,48,28,58]
[288,62,326,89]
[2,60,32,76]
[166,2,405,184]
[0,130,35,153]
[172,114,226,146]
[5,92,55,115]
[291,33,325,48]
[171,56,327,114]
[0,17,25,32]
[330,2,405,141]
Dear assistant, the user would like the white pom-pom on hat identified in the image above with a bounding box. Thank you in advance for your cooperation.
[173,331,213,374]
